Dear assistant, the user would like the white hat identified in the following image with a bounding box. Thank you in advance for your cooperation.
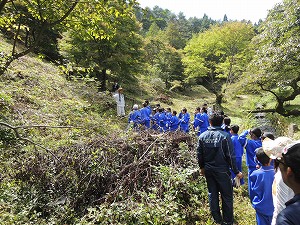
[133,104,138,110]
[262,136,294,159]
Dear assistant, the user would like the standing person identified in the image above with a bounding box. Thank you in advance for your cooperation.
[262,137,295,225]
[199,107,210,134]
[179,107,190,133]
[238,127,262,197]
[197,112,243,225]
[127,104,141,130]
[193,107,202,136]
[222,117,231,135]
[275,142,300,225]
[168,110,179,132]
[230,125,244,186]
[151,107,160,130]
[165,107,172,130]
[249,147,275,225]
[140,102,151,129]
[158,107,167,132]
[113,87,125,117]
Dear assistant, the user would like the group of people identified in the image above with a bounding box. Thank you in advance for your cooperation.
[126,100,215,134]
[111,83,213,133]
[197,111,300,225]
[112,84,300,225]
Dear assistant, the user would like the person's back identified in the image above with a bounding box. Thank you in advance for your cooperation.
[199,107,209,133]
[276,142,300,225]
[197,112,242,225]
[140,103,151,129]
[128,104,141,129]
[158,108,167,132]
[238,127,262,174]
[193,107,201,136]
[230,125,244,186]
[250,147,274,225]
[179,108,190,133]
[169,111,179,131]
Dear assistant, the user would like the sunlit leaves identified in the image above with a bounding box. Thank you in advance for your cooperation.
[247,0,300,90]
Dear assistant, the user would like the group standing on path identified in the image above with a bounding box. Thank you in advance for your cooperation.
[197,111,300,225]
[112,86,300,225]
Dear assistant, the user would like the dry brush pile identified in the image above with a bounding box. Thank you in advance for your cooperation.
[5,129,200,219]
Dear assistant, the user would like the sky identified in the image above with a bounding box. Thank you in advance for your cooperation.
[137,0,283,23]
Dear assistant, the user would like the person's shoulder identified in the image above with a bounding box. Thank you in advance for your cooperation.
[277,203,300,224]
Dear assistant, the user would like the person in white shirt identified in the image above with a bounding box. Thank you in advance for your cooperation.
[113,88,125,116]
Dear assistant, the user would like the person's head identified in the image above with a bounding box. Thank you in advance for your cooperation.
[255,147,271,166]
[159,108,164,113]
[201,107,207,114]
[118,87,123,93]
[133,104,138,110]
[181,107,187,113]
[250,127,261,140]
[262,132,275,141]
[145,100,149,105]
[166,107,171,112]
[196,107,200,113]
[172,110,177,116]
[223,117,231,126]
[262,136,293,171]
[230,125,239,134]
[276,142,300,188]
[209,112,224,127]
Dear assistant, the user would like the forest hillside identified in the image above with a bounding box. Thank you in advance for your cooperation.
[1,0,300,224]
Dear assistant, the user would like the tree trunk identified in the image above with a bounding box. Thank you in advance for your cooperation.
[215,93,223,107]
[95,68,107,92]
[0,0,8,13]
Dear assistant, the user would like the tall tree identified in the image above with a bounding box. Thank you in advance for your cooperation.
[183,22,254,105]
[0,0,79,75]
[243,0,300,116]
[59,0,143,91]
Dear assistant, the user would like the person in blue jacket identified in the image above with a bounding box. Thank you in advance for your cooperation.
[249,147,274,225]
[168,110,179,132]
[199,107,209,134]
[238,127,262,197]
[276,142,300,225]
[179,107,190,133]
[140,102,151,129]
[193,107,202,136]
[197,112,243,225]
[230,125,244,186]
[151,107,160,130]
[128,104,141,130]
[158,107,167,132]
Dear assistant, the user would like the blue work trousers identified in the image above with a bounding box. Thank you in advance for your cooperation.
[205,170,234,225]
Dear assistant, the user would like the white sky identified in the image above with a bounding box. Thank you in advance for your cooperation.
[137,0,283,23]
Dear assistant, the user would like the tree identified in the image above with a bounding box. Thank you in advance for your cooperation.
[0,0,79,75]
[243,0,300,116]
[144,37,184,89]
[183,22,255,105]
[59,0,144,91]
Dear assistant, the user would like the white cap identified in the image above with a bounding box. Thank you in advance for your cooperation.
[133,104,138,110]
[262,136,294,159]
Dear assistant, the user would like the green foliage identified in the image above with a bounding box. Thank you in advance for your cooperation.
[183,21,254,105]
[58,0,144,91]
[240,0,300,116]
[0,0,79,74]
